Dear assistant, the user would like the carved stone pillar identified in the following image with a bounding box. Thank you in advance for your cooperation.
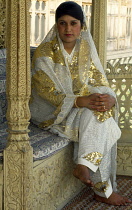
[4,0,33,209]
[91,0,107,69]
[0,0,6,48]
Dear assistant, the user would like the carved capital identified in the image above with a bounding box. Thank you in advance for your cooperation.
[6,96,31,131]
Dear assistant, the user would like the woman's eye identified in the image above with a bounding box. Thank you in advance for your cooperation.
[71,22,77,26]
[60,22,65,25]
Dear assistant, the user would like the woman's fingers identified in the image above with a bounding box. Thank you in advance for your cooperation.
[91,104,107,112]
[76,94,115,111]
[90,94,116,111]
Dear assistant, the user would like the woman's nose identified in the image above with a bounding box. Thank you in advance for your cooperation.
[65,24,71,32]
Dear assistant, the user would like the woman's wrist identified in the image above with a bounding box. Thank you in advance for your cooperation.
[74,97,80,108]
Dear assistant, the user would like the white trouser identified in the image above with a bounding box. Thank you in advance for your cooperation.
[74,108,121,198]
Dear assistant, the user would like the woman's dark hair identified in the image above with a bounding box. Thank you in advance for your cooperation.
[55,1,84,26]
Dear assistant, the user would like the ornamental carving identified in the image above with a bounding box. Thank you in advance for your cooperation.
[6,96,31,126]
[32,145,83,209]
[117,145,132,176]
[106,57,132,131]
[4,142,33,210]
[0,0,6,48]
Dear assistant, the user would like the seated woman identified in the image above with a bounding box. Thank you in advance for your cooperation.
[30,1,131,206]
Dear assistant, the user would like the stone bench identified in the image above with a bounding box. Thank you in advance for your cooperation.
[0,48,83,209]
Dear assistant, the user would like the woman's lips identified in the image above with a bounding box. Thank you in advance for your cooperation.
[65,34,72,37]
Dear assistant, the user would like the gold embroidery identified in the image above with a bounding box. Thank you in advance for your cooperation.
[53,102,63,116]
[69,56,110,98]
[69,44,90,96]
[79,84,91,96]
[39,119,55,128]
[79,39,90,83]
[83,152,103,165]
[94,181,109,193]
[94,109,113,122]
[32,70,65,106]
[89,62,109,87]
[32,37,65,68]
[69,51,83,95]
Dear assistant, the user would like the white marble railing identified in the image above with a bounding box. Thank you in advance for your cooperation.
[106,56,132,143]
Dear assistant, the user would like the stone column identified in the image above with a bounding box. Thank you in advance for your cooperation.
[4,0,33,209]
[91,0,107,70]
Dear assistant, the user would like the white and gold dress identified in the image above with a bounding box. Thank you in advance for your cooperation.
[30,23,121,198]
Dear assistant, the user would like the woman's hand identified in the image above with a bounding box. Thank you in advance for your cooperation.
[75,93,116,112]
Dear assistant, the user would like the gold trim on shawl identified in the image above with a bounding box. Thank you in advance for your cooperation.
[94,108,114,122]
[39,119,55,128]
[83,152,103,166]
[94,181,109,193]
[32,37,65,68]
[31,70,65,106]
[89,62,109,87]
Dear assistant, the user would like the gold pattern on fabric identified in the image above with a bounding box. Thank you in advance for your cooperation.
[53,102,63,116]
[94,181,109,193]
[32,37,65,68]
[79,84,91,96]
[83,152,103,165]
[39,119,55,128]
[89,62,109,87]
[68,39,109,98]
[68,40,90,97]
[32,70,65,106]
[68,51,88,96]
[78,39,90,83]
[94,109,113,122]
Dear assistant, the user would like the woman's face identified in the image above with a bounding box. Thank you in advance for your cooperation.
[57,15,81,46]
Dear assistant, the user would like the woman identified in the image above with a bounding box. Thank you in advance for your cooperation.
[30,1,131,206]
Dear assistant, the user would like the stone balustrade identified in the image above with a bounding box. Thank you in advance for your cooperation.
[106,56,132,176]
[106,55,132,143]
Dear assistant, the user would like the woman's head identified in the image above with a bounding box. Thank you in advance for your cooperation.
[56,2,83,48]
[55,1,84,26]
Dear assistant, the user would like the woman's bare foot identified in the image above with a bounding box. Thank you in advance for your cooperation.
[73,164,94,187]
[94,192,132,206]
